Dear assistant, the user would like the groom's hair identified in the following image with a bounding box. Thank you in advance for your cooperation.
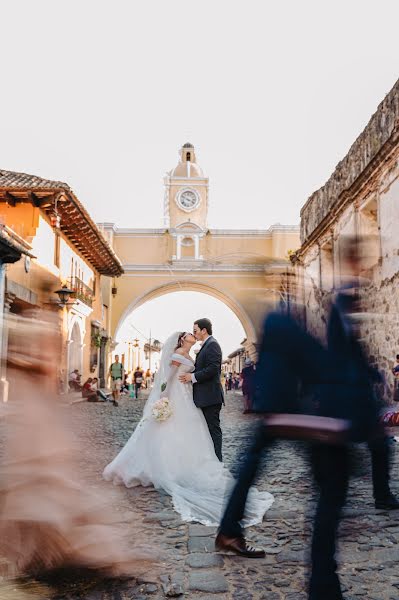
[195,318,212,335]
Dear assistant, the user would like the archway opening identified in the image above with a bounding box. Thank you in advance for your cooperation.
[68,321,83,375]
[115,290,249,375]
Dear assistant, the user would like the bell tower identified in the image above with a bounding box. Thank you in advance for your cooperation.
[163,143,209,262]
[163,143,209,230]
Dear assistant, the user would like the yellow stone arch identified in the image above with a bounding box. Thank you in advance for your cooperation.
[100,143,300,360]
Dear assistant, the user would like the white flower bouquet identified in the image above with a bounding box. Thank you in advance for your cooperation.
[152,397,173,422]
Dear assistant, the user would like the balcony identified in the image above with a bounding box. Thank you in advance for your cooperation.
[68,276,94,307]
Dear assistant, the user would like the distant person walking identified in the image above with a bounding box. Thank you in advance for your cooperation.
[241,358,255,414]
[133,366,144,398]
[145,368,152,389]
[109,355,124,407]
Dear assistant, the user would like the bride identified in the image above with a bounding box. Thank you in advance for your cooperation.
[103,331,273,526]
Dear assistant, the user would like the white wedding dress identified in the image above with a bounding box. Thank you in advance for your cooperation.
[103,333,273,526]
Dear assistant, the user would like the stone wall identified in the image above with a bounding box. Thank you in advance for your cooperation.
[297,78,399,403]
[358,274,399,397]
[300,78,399,244]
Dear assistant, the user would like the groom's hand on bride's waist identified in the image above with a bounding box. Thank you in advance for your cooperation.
[179,373,193,383]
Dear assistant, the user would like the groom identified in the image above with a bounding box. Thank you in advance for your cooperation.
[179,318,224,461]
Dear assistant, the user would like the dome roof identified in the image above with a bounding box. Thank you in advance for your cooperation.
[169,162,204,177]
[183,142,194,148]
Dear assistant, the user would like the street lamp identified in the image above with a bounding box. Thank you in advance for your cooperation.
[54,285,74,306]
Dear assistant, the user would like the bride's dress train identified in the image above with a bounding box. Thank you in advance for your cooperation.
[103,352,273,526]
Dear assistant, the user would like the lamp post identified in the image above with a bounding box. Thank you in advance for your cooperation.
[54,285,74,307]
[133,338,139,370]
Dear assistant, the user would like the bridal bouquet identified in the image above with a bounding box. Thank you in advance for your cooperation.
[152,397,173,422]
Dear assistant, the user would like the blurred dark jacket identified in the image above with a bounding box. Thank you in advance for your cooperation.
[252,306,379,443]
[252,311,333,415]
[241,365,256,396]
[326,288,380,441]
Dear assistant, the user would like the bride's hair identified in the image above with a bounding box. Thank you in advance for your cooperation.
[175,332,186,350]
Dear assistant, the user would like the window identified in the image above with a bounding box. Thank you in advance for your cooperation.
[320,239,334,291]
[358,196,379,274]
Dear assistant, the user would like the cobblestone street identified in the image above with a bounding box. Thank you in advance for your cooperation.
[4,391,399,600]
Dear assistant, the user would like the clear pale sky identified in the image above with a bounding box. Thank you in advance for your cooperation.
[1,0,398,230]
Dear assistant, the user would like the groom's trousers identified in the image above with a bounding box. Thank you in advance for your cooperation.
[202,404,223,462]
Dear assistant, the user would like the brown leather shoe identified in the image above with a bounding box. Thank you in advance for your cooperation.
[215,532,265,558]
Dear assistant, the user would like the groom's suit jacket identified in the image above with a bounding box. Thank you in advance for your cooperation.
[193,336,224,408]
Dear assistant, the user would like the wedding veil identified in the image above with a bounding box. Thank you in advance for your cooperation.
[142,331,181,418]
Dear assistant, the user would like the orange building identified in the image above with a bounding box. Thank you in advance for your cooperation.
[0,169,123,399]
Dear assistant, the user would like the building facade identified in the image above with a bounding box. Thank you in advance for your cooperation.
[295,78,399,400]
[100,143,299,358]
[0,170,123,396]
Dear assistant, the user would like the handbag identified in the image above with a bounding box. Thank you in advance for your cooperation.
[263,413,351,445]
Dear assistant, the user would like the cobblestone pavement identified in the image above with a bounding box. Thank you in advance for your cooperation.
[3,391,399,600]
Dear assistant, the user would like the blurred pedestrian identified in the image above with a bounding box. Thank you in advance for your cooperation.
[241,358,255,414]
[91,376,110,401]
[68,369,81,391]
[121,373,130,394]
[145,368,152,389]
[215,310,352,599]
[233,372,240,390]
[0,311,146,580]
[328,236,399,511]
[133,366,144,398]
[82,377,97,402]
[109,355,124,406]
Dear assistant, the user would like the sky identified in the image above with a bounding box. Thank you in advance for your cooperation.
[116,291,245,361]
[1,0,398,231]
[1,1,398,354]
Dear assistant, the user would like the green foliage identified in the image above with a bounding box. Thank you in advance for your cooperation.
[91,332,102,348]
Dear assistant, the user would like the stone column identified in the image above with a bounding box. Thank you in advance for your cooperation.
[0,290,15,403]
[194,236,200,260]
[176,235,182,260]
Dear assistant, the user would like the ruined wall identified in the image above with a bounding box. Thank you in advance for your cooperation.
[300,79,399,244]
[358,274,399,398]
[298,78,399,403]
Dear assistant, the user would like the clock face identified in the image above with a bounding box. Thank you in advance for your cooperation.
[177,188,200,212]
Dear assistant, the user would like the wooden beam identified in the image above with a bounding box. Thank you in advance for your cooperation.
[39,194,54,208]
[4,191,16,206]
[26,191,41,207]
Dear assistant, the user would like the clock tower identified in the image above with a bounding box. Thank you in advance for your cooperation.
[163,143,209,230]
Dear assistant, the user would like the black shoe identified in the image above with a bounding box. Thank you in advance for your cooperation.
[113,400,119,407]
[375,494,399,510]
[215,532,265,558]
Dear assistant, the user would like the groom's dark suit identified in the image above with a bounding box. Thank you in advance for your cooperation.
[192,336,224,462]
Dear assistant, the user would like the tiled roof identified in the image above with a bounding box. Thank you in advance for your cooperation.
[0,169,70,190]
[0,170,123,276]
